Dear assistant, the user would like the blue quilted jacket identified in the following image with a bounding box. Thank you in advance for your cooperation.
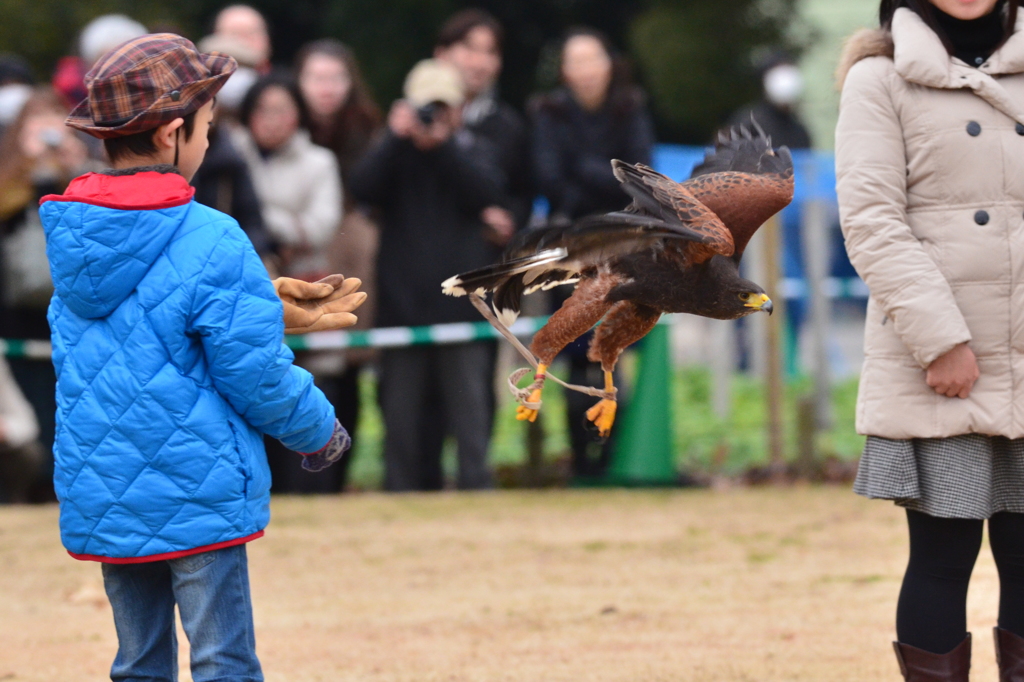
[40,171,335,562]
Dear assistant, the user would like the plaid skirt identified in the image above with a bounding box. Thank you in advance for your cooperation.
[854,435,1024,519]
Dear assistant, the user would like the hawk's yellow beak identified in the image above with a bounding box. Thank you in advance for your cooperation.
[745,293,773,315]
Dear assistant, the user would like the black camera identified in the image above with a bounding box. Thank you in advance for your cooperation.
[416,102,442,126]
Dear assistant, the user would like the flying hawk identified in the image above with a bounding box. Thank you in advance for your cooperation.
[442,124,794,437]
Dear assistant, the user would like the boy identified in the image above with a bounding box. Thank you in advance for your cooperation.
[39,34,356,680]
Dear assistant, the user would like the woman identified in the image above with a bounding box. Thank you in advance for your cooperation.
[295,41,381,490]
[236,73,342,280]
[296,40,381,188]
[836,0,1024,678]
[528,28,655,481]
[0,87,93,501]
[235,73,347,493]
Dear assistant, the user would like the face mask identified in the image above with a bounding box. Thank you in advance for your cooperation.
[219,67,258,112]
[0,84,32,126]
[764,64,803,107]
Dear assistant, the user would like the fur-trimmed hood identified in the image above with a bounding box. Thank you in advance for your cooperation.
[836,27,893,90]
[836,7,1024,124]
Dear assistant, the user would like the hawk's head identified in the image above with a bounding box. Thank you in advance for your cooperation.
[699,257,773,319]
[738,290,774,316]
[731,286,773,318]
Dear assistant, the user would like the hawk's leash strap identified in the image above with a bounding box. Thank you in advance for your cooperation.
[469,294,616,410]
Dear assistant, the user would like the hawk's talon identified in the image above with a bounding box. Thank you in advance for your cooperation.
[586,398,618,438]
[516,388,544,422]
[516,364,547,423]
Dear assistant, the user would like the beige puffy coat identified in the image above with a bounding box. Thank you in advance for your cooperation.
[837,8,1024,439]
[233,128,342,278]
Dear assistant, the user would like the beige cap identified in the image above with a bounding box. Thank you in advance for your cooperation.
[403,59,465,108]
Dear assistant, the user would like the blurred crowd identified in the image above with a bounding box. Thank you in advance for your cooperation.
[0,5,813,501]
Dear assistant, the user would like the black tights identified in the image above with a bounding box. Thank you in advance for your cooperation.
[897,509,1024,653]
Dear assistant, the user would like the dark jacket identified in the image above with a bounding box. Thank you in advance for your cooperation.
[727,100,812,150]
[348,131,504,327]
[529,87,655,220]
[191,127,276,256]
[463,93,532,228]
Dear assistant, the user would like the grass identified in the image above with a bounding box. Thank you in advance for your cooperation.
[671,368,863,475]
[345,360,864,489]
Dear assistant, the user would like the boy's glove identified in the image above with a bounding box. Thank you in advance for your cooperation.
[301,419,352,472]
[273,275,367,334]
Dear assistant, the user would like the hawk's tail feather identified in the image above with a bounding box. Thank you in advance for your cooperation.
[442,248,569,324]
[492,275,525,327]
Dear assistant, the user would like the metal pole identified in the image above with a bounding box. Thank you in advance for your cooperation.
[708,318,734,420]
[762,214,787,481]
[803,199,834,430]
[746,228,768,380]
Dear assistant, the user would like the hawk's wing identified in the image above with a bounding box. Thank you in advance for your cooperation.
[502,200,733,288]
[608,160,735,265]
[442,207,731,326]
[682,122,794,260]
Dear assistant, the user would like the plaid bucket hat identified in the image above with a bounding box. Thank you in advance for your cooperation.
[67,33,237,139]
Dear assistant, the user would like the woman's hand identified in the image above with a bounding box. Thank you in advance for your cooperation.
[926,343,979,399]
[273,275,367,334]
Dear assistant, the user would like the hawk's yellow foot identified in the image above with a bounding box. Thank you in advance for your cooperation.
[516,364,547,423]
[586,371,618,437]
[586,398,617,437]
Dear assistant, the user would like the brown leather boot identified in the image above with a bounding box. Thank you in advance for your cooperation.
[995,627,1024,681]
[893,634,971,681]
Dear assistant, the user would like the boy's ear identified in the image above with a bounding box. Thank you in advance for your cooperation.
[151,118,186,151]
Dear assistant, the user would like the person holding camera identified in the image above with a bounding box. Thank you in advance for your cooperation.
[434,9,532,243]
[0,86,95,501]
[349,59,504,491]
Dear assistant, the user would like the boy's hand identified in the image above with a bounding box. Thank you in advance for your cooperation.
[301,419,352,472]
[274,275,367,334]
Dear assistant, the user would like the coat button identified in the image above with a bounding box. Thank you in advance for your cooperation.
[1016,123,1024,135]
[967,121,982,136]
[975,210,990,225]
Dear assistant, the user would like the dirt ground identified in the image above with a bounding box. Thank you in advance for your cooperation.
[0,486,1005,681]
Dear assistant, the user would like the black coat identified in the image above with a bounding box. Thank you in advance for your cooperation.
[191,128,276,256]
[348,131,504,327]
[463,95,533,229]
[529,87,655,220]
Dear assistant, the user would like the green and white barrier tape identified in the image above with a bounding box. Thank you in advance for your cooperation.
[284,316,550,352]
[1,277,868,358]
[0,339,54,360]
[0,317,550,359]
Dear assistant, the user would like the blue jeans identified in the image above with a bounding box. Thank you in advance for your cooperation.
[101,543,263,682]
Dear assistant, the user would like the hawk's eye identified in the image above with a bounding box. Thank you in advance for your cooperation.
[738,293,752,302]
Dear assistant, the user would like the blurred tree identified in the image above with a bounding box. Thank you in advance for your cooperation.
[0,0,190,78]
[317,0,640,125]
[630,0,805,142]
[314,0,806,143]
[0,0,804,144]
